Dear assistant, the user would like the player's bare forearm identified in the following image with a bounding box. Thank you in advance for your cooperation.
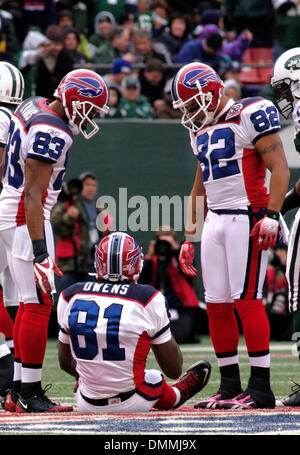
[184,162,207,240]
[152,336,182,379]
[268,165,290,212]
[256,133,290,212]
[58,341,79,379]
[24,158,52,241]
[24,192,45,240]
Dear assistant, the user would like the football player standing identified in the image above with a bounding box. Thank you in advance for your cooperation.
[0,62,24,408]
[1,68,110,413]
[172,62,290,409]
[271,47,300,407]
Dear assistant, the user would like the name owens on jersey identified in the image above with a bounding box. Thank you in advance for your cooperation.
[0,96,73,230]
[57,281,171,399]
[190,97,281,210]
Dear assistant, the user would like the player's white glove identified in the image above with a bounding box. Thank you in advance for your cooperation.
[179,241,197,277]
[34,256,63,294]
[250,210,279,251]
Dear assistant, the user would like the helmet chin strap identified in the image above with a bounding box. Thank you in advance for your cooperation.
[68,120,80,136]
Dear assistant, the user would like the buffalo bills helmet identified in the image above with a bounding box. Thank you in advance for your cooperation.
[95,232,144,282]
[0,61,24,105]
[54,69,109,139]
[271,47,300,119]
[172,62,224,132]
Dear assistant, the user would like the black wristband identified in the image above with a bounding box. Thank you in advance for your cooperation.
[32,239,48,263]
[266,209,280,221]
[281,186,300,216]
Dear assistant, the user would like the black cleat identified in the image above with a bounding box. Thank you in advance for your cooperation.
[276,381,300,407]
[0,353,14,406]
[15,384,73,413]
[172,360,211,409]
[219,387,275,409]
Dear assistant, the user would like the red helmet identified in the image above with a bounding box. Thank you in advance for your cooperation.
[54,69,109,139]
[172,62,224,132]
[95,232,144,282]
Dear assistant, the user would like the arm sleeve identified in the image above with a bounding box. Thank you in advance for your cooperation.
[146,291,172,345]
[57,292,71,344]
[240,98,281,146]
[26,124,71,164]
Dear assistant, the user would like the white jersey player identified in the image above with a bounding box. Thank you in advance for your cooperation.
[0,61,24,407]
[172,62,290,410]
[57,232,211,413]
[271,47,300,407]
[1,68,110,414]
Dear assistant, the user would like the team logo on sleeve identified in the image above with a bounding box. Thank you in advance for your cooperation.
[65,77,103,98]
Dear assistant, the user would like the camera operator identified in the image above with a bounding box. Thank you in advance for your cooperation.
[139,226,202,343]
[51,173,110,292]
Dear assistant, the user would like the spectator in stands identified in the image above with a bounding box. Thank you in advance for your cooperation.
[51,173,107,291]
[0,7,19,62]
[93,26,130,64]
[156,13,192,62]
[103,57,133,91]
[119,75,153,118]
[222,0,274,48]
[104,86,122,118]
[129,29,171,64]
[223,78,242,100]
[91,0,126,23]
[119,11,137,44]
[150,0,169,37]
[19,0,57,43]
[175,29,232,76]
[89,11,116,49]
[17,29,49,98]
[222,62,252,98]
[138,58,167,108]
[62,26,90,66]
[139,225,202,343]
[136,0,153,33]
[154,77,182,119]
[57,9,92,60]
[272,0,300,61]
[34,25,74,99]
[193,24,252,65]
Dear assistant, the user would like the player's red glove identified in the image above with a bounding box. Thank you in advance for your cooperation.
[250,210,279,251]
[34,256,63,294]
[179,241,197,277]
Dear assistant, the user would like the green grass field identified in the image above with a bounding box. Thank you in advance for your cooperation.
[43,335,300,407]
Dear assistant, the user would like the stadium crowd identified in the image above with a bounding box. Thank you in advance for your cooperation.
[1,0,300,119]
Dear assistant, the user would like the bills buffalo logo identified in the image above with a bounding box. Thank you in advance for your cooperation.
[182,68,219,90]
[65,77,103,98]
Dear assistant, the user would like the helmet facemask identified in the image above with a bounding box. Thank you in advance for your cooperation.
[67,99,109,139]
[173,80,221,132]
[271,77,300,119]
